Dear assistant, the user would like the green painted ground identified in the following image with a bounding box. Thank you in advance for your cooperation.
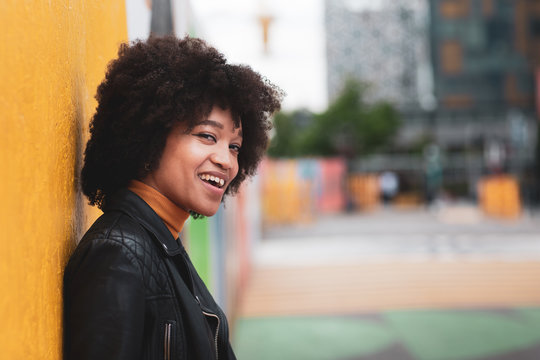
[233,308,540,360]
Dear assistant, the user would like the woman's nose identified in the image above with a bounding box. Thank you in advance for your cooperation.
[211,145,234,170]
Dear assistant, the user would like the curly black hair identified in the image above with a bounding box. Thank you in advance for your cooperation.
[81,36,283,210]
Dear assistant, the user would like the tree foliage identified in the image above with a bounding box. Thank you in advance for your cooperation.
[268,80,401,158]
[266,111,301,157]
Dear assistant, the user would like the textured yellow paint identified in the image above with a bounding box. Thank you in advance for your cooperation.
[0,1,127,359]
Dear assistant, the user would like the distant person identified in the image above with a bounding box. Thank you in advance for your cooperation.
[424,144,442,205]
[63,36,282,360]
[380,171,399,204]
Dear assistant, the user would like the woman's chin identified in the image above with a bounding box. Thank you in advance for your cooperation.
[192,206,219,218]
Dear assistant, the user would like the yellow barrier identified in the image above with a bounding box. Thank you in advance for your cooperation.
[394,193,423,208]
[347,174,380,211]
[261,160,314,225]
[262,179,314,225]
[478,175,521,219]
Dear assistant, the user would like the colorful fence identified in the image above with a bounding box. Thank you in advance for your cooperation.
[347,174,381,210]
[259,158,347,225]
[478,175,522,219]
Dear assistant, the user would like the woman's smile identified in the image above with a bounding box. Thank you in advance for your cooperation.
[198,171,228,188]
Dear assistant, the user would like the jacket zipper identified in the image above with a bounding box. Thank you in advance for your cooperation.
[164,322,172,360]
[197,296,220,360]
[181,249,221,360]
[202,311,220,360]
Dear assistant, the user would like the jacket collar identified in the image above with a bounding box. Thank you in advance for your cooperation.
[105,188,184,256]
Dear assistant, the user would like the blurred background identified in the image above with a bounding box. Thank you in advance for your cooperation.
[2,0,540,359]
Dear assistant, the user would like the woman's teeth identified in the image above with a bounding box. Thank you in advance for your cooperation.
[199,174,225,188]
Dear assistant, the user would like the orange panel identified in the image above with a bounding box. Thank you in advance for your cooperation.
[481,0,495,16]
[441,41,463,74]
[440,0,470,18]
[442,94,473,108]
[504,73,532,106]
[515,0,528,55]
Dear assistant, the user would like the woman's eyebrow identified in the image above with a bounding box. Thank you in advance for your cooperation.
[197,119,223,129]
[197,119,243,137]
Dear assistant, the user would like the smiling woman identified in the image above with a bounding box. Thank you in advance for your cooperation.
[63,36,282,360]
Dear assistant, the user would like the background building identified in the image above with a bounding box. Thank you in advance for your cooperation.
[325,0,429,110]
[325,0,438,157]
[326,0,540,201]
[429,0,540,163]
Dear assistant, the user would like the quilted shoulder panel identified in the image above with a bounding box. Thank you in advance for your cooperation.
[84,212,173,298]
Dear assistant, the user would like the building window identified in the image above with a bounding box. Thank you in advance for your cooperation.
[441,40,463,74]
[530,20,540,63]
[505,73,532,107]
[486,17,511,52]
[482,0,495,17]
[440,0,470,19]
[442,94,473,108]
[531,1,540,17]
[531,19,540,37]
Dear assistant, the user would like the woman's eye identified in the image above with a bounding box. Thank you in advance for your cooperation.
[230,144,241,153]
[196,133,216,142]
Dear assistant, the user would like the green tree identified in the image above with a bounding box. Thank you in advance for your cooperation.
[267,111,298,157]
[268,79,400,158]
[300,80,400,157]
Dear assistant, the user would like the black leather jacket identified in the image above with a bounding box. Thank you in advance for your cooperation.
[64,189,236,360]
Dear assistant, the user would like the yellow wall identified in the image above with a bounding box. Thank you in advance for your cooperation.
[0,1,127,358]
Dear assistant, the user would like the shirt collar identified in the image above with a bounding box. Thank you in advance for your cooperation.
[127,180,189,239]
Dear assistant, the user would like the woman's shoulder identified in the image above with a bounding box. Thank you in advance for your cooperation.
[70,211,158,271]
[83,210,148,244]
[65,210,174,296]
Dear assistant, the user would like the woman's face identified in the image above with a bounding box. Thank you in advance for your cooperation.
[143,106,242,216]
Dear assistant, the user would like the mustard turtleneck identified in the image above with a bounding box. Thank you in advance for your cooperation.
[128,180,190,240]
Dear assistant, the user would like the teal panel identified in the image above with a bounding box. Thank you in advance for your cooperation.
[234,309,540,359]
[233,316,395,360]
[186,216,212,289]
[210,205,226,307]
[516,307,540,328]
[385,309,540,360]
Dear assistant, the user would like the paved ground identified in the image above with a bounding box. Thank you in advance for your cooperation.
[233,205,540,360]
[259,205,540,265]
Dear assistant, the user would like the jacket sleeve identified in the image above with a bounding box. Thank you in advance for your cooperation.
[63,238,146,360]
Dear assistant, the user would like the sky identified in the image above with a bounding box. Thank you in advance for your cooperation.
[190,0,327,112]
[126,0,328,112]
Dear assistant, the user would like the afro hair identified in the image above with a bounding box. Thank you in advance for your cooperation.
[81,35,283,209]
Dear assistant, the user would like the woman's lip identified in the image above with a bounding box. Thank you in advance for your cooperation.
[199,176,226,195]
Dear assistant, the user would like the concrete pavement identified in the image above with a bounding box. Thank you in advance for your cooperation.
[257,205,540,265]
[233,205,540,360]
